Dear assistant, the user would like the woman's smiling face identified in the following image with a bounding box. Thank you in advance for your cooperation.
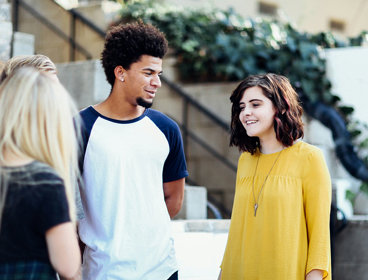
[239,86,276,141]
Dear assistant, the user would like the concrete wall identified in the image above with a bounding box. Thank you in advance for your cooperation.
[332,217,368,279]
[325,47,368,124]
[57,59,110,109]
[15,0,105,63]
[0,0,12,61]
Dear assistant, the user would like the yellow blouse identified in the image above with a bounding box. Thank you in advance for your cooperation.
[221,141,331,280]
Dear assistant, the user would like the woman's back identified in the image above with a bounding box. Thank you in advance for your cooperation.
[0,66,81,279]
[0,162,70,280]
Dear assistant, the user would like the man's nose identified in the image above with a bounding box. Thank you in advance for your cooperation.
[151,75,161,87]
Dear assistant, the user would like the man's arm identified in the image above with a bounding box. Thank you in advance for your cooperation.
[163,178,185,218]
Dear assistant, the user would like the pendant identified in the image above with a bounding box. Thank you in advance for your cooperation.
[254,203,258,216]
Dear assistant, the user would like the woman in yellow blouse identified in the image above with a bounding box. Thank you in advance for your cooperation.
[219,73,331,280]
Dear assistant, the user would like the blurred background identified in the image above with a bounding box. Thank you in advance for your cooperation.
[2,0,368,279]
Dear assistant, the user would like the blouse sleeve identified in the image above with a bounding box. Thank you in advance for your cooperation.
[303,147,332,278]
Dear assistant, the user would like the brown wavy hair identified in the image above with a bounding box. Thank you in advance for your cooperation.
[230,73,304,154]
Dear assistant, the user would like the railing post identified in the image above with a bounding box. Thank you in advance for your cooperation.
[70,11,76,61]
[12,0,19,32]
[182,98,189,160]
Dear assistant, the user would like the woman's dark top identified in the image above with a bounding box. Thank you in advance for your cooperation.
[0,161,70,279]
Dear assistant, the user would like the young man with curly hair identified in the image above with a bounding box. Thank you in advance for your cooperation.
[78,22,188,280]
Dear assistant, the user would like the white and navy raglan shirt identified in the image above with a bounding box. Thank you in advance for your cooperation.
[78,106,188,280]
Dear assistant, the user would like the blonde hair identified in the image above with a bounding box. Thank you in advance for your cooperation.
[0,60,5,74]
[0,54,57,83]
[0,67,80,222]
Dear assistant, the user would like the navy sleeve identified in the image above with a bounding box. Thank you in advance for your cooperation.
[78,106,99,174]
[147,109,188,182]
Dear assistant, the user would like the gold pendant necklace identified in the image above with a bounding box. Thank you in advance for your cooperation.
[252,149,284,217]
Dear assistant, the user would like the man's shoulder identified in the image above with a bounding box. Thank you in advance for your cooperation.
[79,106,96,120]
[146,108,171,120]
[146,109,179,130]
[78,106,100,130]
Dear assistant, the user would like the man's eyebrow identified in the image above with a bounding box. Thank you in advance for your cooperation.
[142,67,162,74]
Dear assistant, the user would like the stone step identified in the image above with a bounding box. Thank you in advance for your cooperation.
[175,186,207,220]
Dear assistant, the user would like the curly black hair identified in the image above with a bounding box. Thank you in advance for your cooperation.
[230,73,304,154]
[101,21,168,86]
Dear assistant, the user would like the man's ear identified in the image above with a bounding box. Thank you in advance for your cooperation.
[114,66,125,82]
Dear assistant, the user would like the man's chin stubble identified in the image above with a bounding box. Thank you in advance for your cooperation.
[136,97,153,108]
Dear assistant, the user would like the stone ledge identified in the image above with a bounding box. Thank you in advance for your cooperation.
[348,215,368,222]
[172,219,230,233]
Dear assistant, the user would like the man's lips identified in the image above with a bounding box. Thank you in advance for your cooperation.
[145,89,156,97]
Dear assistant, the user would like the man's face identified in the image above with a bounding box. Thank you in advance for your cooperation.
[123,55,163,108]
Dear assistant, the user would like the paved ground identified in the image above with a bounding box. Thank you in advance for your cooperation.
[171,220,229,280]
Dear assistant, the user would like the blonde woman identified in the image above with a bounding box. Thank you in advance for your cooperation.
[0,54,58,83]
[0,67,81,279]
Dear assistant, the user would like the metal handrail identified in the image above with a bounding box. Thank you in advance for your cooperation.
[171,116,235,218]
[176,120,237,172]
[69,8,106,38]
[161,75,230,132]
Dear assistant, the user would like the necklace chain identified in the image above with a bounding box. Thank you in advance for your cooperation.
[252,149,284,217]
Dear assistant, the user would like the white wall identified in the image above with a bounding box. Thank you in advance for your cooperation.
[325,47,368,123]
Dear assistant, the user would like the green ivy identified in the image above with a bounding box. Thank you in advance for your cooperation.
[117,0,368,194]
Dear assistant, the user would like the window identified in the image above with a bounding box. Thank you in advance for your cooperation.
[329,19,346,32]
[258,2,278,16]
